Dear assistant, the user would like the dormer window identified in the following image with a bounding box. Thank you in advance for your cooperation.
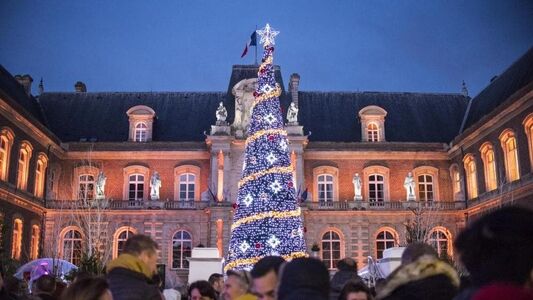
[358,106,387,142]
[126,105,155,142]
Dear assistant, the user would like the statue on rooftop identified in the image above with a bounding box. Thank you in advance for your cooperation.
[287,102,299,124]
[215,102,228,125]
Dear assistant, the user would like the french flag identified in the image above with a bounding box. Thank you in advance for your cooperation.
[241,31,257,58]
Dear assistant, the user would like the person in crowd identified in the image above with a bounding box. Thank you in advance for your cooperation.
[339,281,374,300]
[188,280,217,300]
[277,257,330,300]
[453,206,533,300]
[60,276,113,300]
[250,256,285,300]
[208,273,224,299]
[222,270,256,300]
[106,234,162,300]
[376,242,459,300]
[330,258,364,300]
[32,275,57,300]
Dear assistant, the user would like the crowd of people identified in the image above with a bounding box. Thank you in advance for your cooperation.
[1,206,532,300]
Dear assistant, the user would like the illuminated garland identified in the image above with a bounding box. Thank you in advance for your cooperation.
[238,166,293,188]
[231,208,302,231]
[223,251,307,272]
[245,128,287,145]
[252,84,282,107]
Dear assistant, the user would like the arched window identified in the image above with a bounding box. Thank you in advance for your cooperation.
[524,114,533,171]
[172,230,192,269]
[417,175,434,201]
[16,141,33,190]
[30,225,40,259]
[363,166,390,202]
[367,123,379,142]
[0,127,15,181]
[62,228,82,265]
[499,130,520,182]
[178,173,196,201]
[480,143,498,192]
[451,166,461,196]
[11,218,23,260]
[428,228,452,257]
[129,174,145,201]
[114,228,136,258]
[376,229,397,259]
[368,174,384,202]
[317,174,334,202]
[463,154,478,200]
[78,174,95,200]
[134,122,148,142]
[321,230,341,270]
[34,154,48,198]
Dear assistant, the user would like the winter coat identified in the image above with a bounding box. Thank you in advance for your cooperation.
[106,253,162,300]
[329,270,364,300]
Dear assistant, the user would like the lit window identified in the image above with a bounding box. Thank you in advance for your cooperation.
[317,174,334,202]
[480,143,498,192]
[0,128,14,181]
[450,165,462,200]
[429,229,450,257]
[17,142,33,190]
[62,229,82,265]
[524,114,533,171]
[128,174,145,201]
[499,130,520,182]
[34,154,48,198]
[367,123,379,142]
[417,175,434,201]
[30,225,40,260]
[463,154,478,199]
[78,175,95,200]
[179,173,196,201]
[134,123,148,142]
[368,174,384,202]
[115,229,135,258]
[172,230,192,269]
[358,105,387,142]
[321,230,341,270]
[376,230,396,259]
[11,219,23,260]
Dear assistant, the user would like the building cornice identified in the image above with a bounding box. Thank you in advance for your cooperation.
[65,150,210,160]
[304,150,449,160]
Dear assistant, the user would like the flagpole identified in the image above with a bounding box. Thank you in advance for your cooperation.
[254,25,258,65]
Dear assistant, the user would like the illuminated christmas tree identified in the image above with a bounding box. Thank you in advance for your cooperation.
[224,24,307,271]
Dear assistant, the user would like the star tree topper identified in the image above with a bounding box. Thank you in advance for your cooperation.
[256,23,280,46]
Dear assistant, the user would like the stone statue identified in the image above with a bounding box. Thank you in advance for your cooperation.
[287,102,299,124]
[215,102,227,125]
[150,171,162,200]
[95,171,107,200]
[232,78,257,134]
[404,172,416,200]
[353,173,362,200]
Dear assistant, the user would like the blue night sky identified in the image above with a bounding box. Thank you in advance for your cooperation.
[1,1,532,97]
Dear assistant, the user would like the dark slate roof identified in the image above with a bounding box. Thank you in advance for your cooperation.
[462,47,533,131]
[39,92,225,142]
[0,65,46,124]
[298,91,469,143]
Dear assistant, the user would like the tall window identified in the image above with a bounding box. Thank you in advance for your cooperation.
[78,174,95,200]
[179,173,196,201]
[62,229,82,265]
[134,122,148,142]
[34,154,48,198]
[450,165,461,198]
[463,155,478,199]
[367,123,379,142]
[368,174,384,202]
[11,219,23,260]
[30,225,40,259]
[429,229,450,257]
[376,230,396,259]
[480,143,498,192]
[417,175,434,201]
[115,229,135,258]
[172,230,192,269]
[321,230,341,270]
[17,142,33,190]
[128,174,144,201]
[524,114,533,171]
[0,128,14,181]
[317,174,334,202]
[500,130,520,182]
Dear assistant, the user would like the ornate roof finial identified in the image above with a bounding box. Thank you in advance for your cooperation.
[38,78,44,95]
[461,80,469,97]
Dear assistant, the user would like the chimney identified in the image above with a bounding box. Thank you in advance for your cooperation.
[75,81,87,92]
[38,78,44,95]
[15,74,33,96]
[289,73,300,106]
